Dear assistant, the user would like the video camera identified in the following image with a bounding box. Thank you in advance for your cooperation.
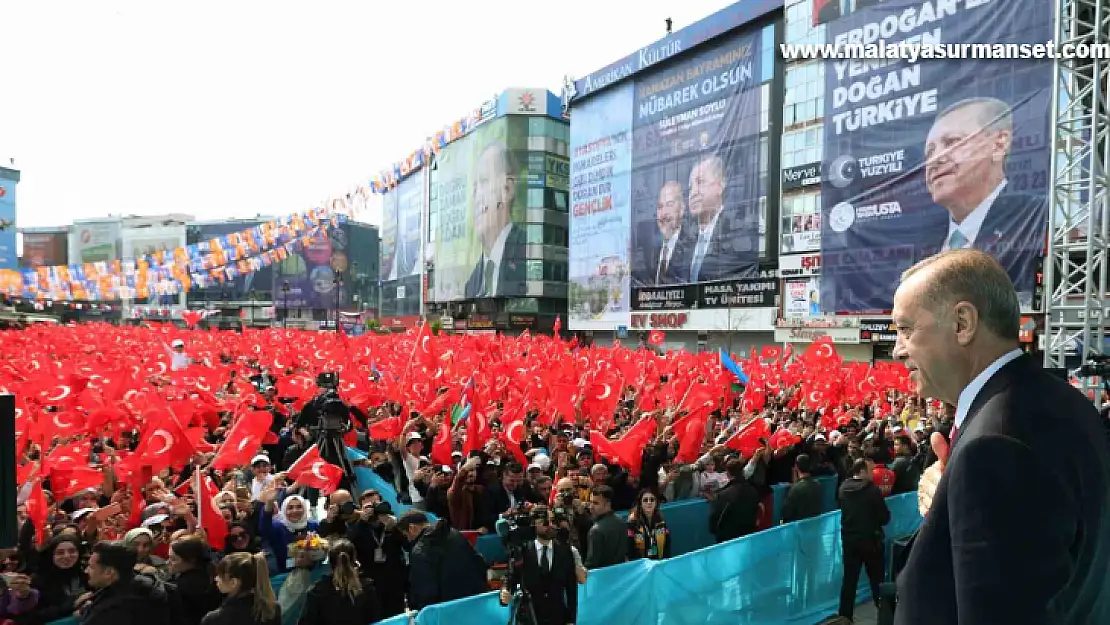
[1075,354,1110,379]
[494,505,543,550]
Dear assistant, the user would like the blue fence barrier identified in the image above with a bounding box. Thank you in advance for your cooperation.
[407,493,921,625]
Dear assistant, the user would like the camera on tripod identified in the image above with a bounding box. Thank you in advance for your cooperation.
[1075,354,1110,379]
[312,372,351,434]
[495,505,541,550]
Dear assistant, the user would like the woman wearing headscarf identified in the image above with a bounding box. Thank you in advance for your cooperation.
[122,528,170,580]
[19,535,87,625]
[625,489,670,561]
[256,485,318,574]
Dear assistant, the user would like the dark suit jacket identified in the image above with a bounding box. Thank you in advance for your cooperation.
[463,224,526,298]
[927,192,1048,293]
[895,354,1110,625]
[511,541,578,625]
[644,230,693,285]
[687,208,759,284]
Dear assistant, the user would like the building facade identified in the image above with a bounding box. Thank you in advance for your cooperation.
[0,166,20,271]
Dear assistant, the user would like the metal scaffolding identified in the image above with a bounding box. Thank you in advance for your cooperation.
[1044,0,1110,407]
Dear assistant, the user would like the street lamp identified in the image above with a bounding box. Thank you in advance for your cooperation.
[281,280,290,329]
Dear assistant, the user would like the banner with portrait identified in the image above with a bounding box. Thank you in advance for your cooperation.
[432,118,528,302]
[380,173,423,282]
[628,27,764,299]
[273,222,351,309]
[0,179,15,270]
[20,232,67,268]
[819,0,1052,311]
[568,82,635,329]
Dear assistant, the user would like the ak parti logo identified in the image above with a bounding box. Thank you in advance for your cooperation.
[517,92,537,113]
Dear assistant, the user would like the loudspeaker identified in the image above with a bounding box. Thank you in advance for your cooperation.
[0,394,16,548]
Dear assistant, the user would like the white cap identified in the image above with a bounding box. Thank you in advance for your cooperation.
[572,437,588,449]
[171,339,185,348]
[406,432,424,444]
[251,454,271,466]
[813,433,827,442]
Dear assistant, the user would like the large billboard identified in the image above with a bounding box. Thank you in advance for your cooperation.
[274,222,351,309]
[0,179,16,270]
[568,82,634,329]
[432,117,527,301]
[381,173,422,282]
[20,232,68,268]
[70,222,120,264]
[187,220,274,301]
[817,0,1052,311]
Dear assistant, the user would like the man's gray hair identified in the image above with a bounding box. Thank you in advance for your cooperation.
[900,249,1020,341]
[937,97,1013,135]
[478,141,517,179]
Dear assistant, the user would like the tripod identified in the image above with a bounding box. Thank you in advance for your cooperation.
[503,544,538,625]
[316,428,361,500]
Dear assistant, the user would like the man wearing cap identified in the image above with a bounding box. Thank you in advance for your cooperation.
[396,421,428,509]
[397,510,488,611]
[164,339,191,371]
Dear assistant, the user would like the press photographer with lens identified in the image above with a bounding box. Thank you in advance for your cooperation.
[498,505,578,625]
[345,491,408,618]
[294,372,367,494]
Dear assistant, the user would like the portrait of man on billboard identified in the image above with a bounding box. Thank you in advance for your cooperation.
[647,179,692,285]
[385,198,418,281]
[464,142,526,298]
[813,0,883,25]
[923,97,1048,290]
[686,153,753,284]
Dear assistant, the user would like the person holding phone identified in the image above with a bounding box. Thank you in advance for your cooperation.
[0,572,39,620]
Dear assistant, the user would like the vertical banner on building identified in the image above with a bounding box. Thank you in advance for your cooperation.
[818,0,1052,311]
[274,223,351,309]
[630,28,764,291]
[568,82,635,330]
[433,118,528,301]
[0,179,15,270]
[381,175,422,282]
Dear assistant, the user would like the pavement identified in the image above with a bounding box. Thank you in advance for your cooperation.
[852,602,879,624]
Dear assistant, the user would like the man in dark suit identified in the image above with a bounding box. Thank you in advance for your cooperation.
[478,461,530,533]
[685,154,758,284]
[499,506,579,625]
[642,180,692,285]
[891,249,1110,624]
[924,97,1049,293]
[464,142,526,298]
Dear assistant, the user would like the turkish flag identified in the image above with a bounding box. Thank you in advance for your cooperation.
[210,410,272,470]
[725,417,770,458]
[25,478,49,546]
[648,330,665,346]
[50,466,104,500]
[193,469,228,550]
[285,446,344,495]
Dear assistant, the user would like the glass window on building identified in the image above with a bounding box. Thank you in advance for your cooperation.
[525,224,568,246]
[781,127,822,168]
[760,83,771,133]
[525,260,568,282]
[784,61,824,127]
[781,191,822,254]
[786,0,826,46]
[758,196,768,256]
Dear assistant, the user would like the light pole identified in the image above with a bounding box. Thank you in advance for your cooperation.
[332,275,343,334]
[281,280,290,329]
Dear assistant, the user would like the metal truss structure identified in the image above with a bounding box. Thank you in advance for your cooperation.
[1044,0,1110,407]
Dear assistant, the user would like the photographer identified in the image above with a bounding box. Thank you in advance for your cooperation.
[499,506,578,625]
[551,477,593,557]
[345,490,407,618]
[317,490,357,538]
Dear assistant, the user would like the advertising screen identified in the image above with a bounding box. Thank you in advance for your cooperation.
[817,0,1052,311]
[432,117,528,302]
[187,221,274,301]
[274,223,351,309]
[0,179,16,270]
[380,173,423,282]
[20,232,68,268]
[71,222,119,264]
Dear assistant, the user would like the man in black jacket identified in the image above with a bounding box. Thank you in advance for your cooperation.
[781,454,824,524]
[82,541,176,625]
[584,485,627,569]
[709,458,761,543]
[837,458,891,621]
[479,462,531,533]
[348,492,408,617]
[398,511,488,611]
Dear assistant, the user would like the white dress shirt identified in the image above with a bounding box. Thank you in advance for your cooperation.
[954,348,1023,429]
[656,232,680,283]
[944,180,1007,250]
[690,209,723,280]
[534,539,553,570]
[482,223,513,295]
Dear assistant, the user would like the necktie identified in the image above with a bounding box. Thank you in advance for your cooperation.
[690,234,710,283]
[948,229,969,250]
[482,259,496,297]
[656,242,669,284]
[540,544,550,572]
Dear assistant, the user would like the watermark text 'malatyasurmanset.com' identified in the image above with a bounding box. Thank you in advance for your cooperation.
[781,41,1110,63]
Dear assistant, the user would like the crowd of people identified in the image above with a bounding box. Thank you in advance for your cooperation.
[0,305,961,625]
